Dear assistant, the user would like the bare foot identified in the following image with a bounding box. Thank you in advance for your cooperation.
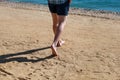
[57,40,65,47]
[51,44,58,56]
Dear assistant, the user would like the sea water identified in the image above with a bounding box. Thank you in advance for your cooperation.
[8,0,120,12]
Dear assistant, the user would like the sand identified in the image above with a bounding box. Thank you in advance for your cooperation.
[0,2,120,80]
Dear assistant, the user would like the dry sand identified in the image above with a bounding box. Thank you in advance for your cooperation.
[0,2,120,80]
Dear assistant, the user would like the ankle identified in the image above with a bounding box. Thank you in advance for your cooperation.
[52,43,57,47]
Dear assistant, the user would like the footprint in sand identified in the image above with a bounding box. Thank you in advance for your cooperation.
[18,77,26,80]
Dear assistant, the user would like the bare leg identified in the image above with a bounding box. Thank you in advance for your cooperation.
[51,15,67,56]
[51,13,58,56]
[51,13,65,47]
[51,13,58,35]
[57,40,65,47]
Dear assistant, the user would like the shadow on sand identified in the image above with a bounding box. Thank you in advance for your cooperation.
[0,46,55,63]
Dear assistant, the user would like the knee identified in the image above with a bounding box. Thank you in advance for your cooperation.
[58,24,65,32]
[53,24,58,28]
[59,20,66,26]
[58,22,66,27]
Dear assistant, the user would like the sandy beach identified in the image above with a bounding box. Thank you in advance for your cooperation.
[0,2,120,80]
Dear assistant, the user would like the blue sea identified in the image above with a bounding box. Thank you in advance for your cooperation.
[8,0,120,12]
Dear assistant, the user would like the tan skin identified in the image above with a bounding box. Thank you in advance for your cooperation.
[51,13,66,47]
[51,14,67,56]
[51,0,71,57]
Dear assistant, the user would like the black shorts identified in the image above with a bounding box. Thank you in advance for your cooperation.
[48,1,70,16]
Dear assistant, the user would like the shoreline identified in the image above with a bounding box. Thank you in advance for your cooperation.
[0,1,120,20]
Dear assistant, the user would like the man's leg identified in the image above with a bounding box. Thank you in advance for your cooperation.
[51,13,58,35]
[51,13,65,47]
[51,15,67,56]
